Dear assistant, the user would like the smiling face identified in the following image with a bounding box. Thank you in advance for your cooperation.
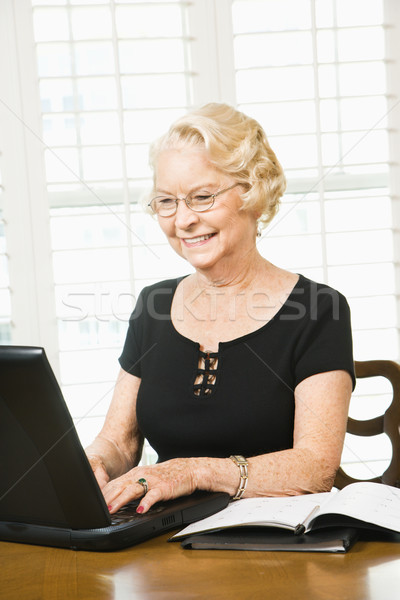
[154,147,259,276]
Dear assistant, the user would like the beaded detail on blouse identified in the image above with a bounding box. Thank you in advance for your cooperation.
[193,350,219,398]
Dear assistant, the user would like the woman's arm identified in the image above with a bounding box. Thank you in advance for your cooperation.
[232,368,352,497]
[101,369,352,514]
[85,368,144,488]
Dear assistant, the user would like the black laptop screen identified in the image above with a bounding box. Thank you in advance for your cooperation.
[0,346,110,529]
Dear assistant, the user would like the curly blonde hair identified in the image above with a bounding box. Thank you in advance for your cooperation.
[149,103,286,226]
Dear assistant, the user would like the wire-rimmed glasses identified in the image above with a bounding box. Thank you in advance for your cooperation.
[148,183,240,217]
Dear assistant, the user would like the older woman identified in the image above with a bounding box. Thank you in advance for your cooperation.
[86,103,354,515]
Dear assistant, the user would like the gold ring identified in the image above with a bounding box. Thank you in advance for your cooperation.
[137,477,148,495]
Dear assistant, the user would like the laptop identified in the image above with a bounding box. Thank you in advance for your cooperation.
[0,346,230,551]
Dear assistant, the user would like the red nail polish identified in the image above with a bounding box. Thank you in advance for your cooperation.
[107,505,112,511]
[136,505,144,514]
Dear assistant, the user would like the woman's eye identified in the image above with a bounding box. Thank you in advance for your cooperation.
[159,197,175,205]
[193,195,211,202]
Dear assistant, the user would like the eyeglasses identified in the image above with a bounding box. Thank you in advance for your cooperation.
[148,183,240,217]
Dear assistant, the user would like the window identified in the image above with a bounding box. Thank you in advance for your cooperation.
[30,0,193,450]
[1,0,399,476]
[232,0,398,478]
[0,175,12,345]
[233,0,396,361]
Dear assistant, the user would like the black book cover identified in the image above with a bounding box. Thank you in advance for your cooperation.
[179,526,359,553]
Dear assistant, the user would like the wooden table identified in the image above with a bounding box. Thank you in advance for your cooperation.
[2,533,400,600]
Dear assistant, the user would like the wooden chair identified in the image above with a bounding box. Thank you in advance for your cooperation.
[335,360,400,489]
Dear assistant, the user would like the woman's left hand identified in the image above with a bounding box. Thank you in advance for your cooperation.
[102,458,198,514]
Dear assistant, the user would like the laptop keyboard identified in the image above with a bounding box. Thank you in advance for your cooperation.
[110,500,165,525]
[110,501,141,525]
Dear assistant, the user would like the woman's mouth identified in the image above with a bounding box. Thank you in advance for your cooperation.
[182,233,216,247]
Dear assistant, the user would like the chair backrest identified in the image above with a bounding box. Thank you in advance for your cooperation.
[335,360,400,489]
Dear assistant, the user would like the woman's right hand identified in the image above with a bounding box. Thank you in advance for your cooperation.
[86,454,110,490]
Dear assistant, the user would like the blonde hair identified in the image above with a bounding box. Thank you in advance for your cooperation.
[149,103,286,226]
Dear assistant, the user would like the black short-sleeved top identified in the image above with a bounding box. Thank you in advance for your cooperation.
[119,274,355,463]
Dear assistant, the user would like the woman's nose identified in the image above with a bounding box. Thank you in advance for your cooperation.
[174,198,199,229]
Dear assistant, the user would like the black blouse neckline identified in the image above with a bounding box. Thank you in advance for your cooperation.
[168,273,304,352]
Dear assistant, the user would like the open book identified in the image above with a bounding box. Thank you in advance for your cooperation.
[172,482,400,541]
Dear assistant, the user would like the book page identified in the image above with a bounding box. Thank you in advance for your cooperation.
[313,482,400,533]
[173,492,331,539]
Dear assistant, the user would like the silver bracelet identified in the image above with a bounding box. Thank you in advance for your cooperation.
[229,454,248,500]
